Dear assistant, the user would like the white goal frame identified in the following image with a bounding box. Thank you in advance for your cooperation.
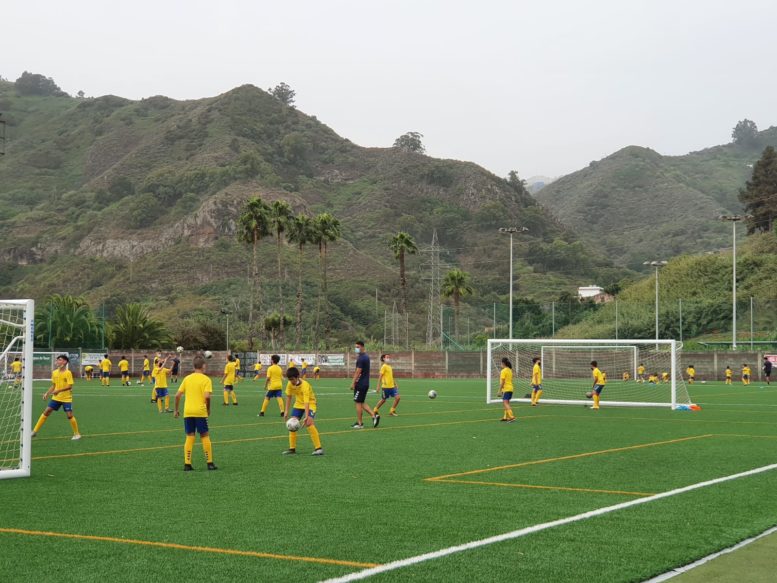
[0,299,34,479]
[487,338,683,409]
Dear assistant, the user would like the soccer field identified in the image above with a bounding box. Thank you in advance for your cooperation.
[1,377,776,582]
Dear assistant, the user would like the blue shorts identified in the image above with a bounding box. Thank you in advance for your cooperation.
[48,400,73,412]
[155,388,169,398]
[223,385,234,391]
[143,370,151,377]
[290,408,316,420]
[265,389,283,399]
[121,371,129,376]
[502,391,513,402]
[184,417,209,435]
[531,384,542,392]
[593,384,605,395]
[381,388,398,399]
[102,371,110,378]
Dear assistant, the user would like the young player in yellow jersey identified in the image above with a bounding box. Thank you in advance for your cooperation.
[374,354,401,416]
[530,357,543,406]
[100,354,112,386]
[11,357,23,387]
[686,365,696,384]
[622,371,630,382]
[150,352,161,403]
[84,365,94,381]
[742,364,751,385]
[155,355,173,413]
[32,354,81,440]
[589,360,605,410]
[118,356,130,386]
[637,363,646,383]
[661,371,669,383]
[648,373,658,384]
[499,357,516,422]
[174,355,216,471]
[301,359,309,379]
[724,366,733,384]
[260,354,285,417]
[221,354,238,405]
[141,355,151,386]
[253,361,263,381]
[234,354,241,384]
[282,366,323,456]
[313,365,321,380]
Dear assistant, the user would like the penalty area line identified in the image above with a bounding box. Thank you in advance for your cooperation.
[319,462,777,583]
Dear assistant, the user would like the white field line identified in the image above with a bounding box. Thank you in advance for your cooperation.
[644,524,777,582]
[320,463,777,583]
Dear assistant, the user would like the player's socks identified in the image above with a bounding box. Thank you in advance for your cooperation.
[260,399,269,414]
[390,407,396,415]
[506,407,515,419]
[165,396,171,410]
[184,435,195,464]
[33,414,48,433]
[535,390,543,403]
[201,436,213,463]
[276,397,285,414]
[223,391,229,405]
[308,425,322,449]
[231,392,238,404]
[289,431,298,450]
[69,417,79,435]
[593,394,600,408]
[158,399,165,413]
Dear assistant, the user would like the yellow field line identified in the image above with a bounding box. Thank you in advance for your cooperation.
[426,434,714,481]
[428,478,654,497]
[717,433,777,440]
[0,527,378,568]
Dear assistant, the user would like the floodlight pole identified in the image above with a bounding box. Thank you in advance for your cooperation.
[499,227,528,339]
[221,308,231,351]
[718,215,749,350]
[643,260,667,348]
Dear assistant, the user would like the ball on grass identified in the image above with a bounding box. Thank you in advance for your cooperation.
[428,390,438,399]
[286,417,300,432]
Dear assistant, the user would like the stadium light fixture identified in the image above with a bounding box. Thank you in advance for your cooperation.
[498,227,529,338]
[643,260,668,347]
[718,215,751,350]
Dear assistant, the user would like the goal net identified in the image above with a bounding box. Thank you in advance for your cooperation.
[0,299,34,479]
[487,338,692,409]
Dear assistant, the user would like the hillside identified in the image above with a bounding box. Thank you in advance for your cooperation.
[0,78,625,348]
[535,130,777,269]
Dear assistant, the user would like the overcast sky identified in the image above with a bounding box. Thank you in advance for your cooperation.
[4,0,777,179]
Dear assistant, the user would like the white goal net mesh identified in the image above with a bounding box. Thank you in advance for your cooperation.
[0,300,34,479]
[487,339,692,409]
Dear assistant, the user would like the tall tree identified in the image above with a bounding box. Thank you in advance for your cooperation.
[263,313,293,350]
[393,131,425,153]
[270,82,296,106]
[732,119,759,146]
[36,294,100,348]
[739,146,777,233]
[441,268,474,338]
[269,200,294,348]
[389,232,418,314]
[236,197,271,349]
[287,213,314,348]
[310,212,341,347]
[109,304,169,349]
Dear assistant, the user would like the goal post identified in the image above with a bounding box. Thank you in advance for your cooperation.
[487,338,691,409]
[0,299,34,479]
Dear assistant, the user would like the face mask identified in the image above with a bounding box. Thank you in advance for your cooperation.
[354,347,361,354]
[384,358,390,363]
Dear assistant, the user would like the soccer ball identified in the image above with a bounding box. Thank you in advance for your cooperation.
[428,390,438,399]
[203,350,213,359]
[286,417,300,432]
[585,391,593,399]
[176,346,184,353]
[701,380,706,384]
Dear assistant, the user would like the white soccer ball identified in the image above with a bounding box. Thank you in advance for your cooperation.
[203,350,213,359]
[176,346,184,353]
[286,417,301,432]
[428,390,438,399]
[701,380,706,384]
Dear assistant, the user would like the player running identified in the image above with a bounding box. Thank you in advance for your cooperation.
[374,354,401,417]
[260,354,285,417]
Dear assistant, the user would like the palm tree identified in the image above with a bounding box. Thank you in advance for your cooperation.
[441,268,474,338]
[36,294,100,349]
[310,212,341,347]
[263,313,293,350]
[286,213,314,348]
[389,231,418,314]
[236,197,271,349]
[269,200,294,348]
[109,304,169,349]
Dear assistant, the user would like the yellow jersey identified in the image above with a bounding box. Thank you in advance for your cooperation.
[648,374,658,383]
[285,379,317,412]
[143,358,150,372]
[223,361,237,385]
[725,368,733,378]
[532,363,542,385]
[743,366,752,376]
[177,371,212,417]
[51,368,74,403]
[622,372,630,381]
[500,367,514,392]
[287,360,296,370]
[301,360,309,370]
[592,367,605,385]
[661,372,669,381]
[100,358,112,372]
[686,367,695,378]
[637,365,645,375]
[379,363,396,388]
[11,360,22,374]
[254,363,262,372]
[235,357,241,371]
[156,367,170,389]
[266,364,283,389]
[84,365,93,373]
[118,359,129,372]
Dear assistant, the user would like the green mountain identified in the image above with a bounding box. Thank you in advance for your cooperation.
[0,78,624,348]
[535,131,777,269]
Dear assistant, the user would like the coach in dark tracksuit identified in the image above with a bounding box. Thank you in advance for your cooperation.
[350,341,380,429]
[763,357,773,385]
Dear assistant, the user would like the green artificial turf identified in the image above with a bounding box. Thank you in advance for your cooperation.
[1,377,776,582]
